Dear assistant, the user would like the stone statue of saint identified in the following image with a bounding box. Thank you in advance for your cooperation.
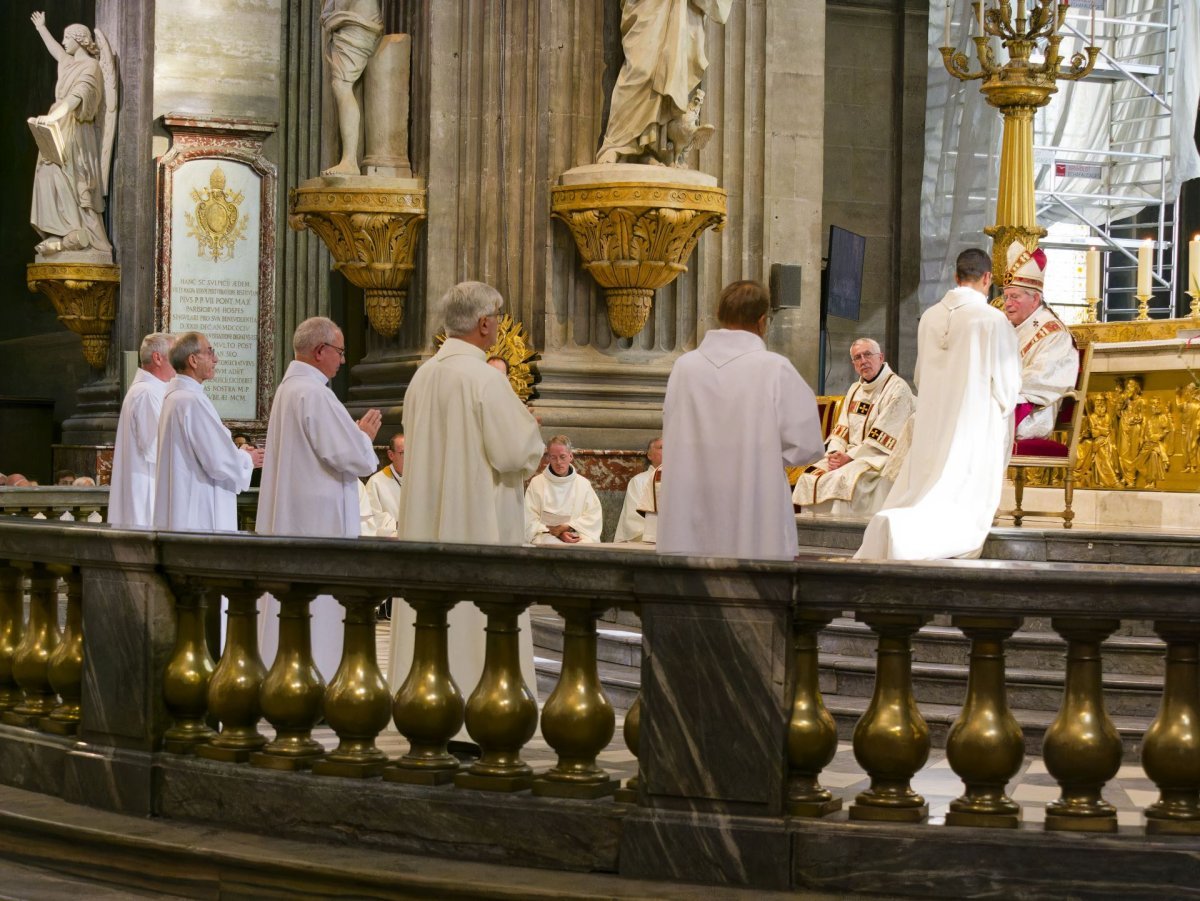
[28,12,118,260]
[596,0,732,168]
[321,0,384,176]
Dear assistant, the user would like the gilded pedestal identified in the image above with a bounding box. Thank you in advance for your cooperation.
[787,611,842,817]
[42,568,83,736]
[1142,621,1200,835]
[551,165,726,339]
[288,177,426,339]
[0,565,24,712]
[162,583,216,753]
[26,262,121,369]
[196,588,267,763]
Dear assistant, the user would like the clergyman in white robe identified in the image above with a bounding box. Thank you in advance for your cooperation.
[1013,305,1078,440]
[391,284,545,703]
[364,434,403,537]
[613,437,662,543]
[109,335,174,528]
[658,281,825,560]
[255,334,382,682]
[856,255,1021,561]
[525,466,603,544]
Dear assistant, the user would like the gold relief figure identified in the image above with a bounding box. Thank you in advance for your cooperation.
[1075,396,1119,489]
[1178,383,1200,473]
[1169,386,1186,458]
[1115,376,1146,487]
[1133,399,1172,488]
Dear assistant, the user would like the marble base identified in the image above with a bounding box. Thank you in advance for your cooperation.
[559,163,719,188]
[62,744,156,815]
[999,483,1200,532]
[0,726,71,797]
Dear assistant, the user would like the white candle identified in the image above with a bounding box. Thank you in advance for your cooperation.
[1017,0,1026,25]
[1085,246,1100,299]
[1090,5,1096,45]
[976,1,984,34]
[944,1,951,46]
[1137,238,1153,297]
[1190,234,1200,293]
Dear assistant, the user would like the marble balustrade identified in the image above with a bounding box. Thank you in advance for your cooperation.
[0,520,1199,892]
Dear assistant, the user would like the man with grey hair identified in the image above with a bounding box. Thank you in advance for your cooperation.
[256,315,382,679]
[109,333,175,528]
[792,337,915,517]
[614,436,662,543]
[524,435,602,544]
[154,332,263,531]
[390,281,544,701]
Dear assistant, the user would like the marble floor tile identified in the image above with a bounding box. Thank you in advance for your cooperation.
[1012,784,1061,803]
[1124,788,1159,808]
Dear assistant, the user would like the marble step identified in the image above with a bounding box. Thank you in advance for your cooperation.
[820,653,1164,717]
[532,613,643,669]
[534,652,640,713]
[823,693,1150,762]
[820,619,1165,676]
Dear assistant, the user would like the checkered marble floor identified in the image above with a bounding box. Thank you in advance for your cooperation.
[307,624,1158,823]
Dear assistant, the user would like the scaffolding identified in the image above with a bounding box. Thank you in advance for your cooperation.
[1035,0,1181,321]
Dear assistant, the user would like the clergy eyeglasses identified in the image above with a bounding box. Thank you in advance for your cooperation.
[851,351,881,362]
[319,343,346,359]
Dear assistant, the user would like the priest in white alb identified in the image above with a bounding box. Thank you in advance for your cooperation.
[108,332,173,529]
[658,280,825,560]
[792,338,915,517]
[364,431,403,536]
[856,248,1021,561]
[255,316,383,681]
[613,436,662,543]
[391,281,545,700]
[525,435,603,544]
[153,332,263,532]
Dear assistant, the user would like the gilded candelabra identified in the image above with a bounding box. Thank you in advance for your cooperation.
[941,0,1099,282]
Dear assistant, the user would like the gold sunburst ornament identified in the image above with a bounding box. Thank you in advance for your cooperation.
[185,166,248,262]
[435,314,538,401]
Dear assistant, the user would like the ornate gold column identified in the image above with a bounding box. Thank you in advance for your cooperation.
[2,564,62,728]
[454,598,539,792]
[42,567,84,735]
[1042,617,1123,832]
[385,592,464,786]
[0,565,24,712]
[532,601,618,799]
[613,691,642,805]
[26,263,121,370]
[196,587,267,763]
[313,592,392,778]
[251,589,326,770]
[945,616,1025,828]
[849,612,931,822]
[787,611,842,817]
[162,581,216,753]
[1142,621,1200,835]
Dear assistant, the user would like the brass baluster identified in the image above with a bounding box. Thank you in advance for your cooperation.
[162,581,216,752]
[313,591,392,778]
[945,616,1024,828]
[0,564,24,712]
[1142,621,1200,835]
[197,586,267,763]
[3,564,62,728]
[533,601,617,799]
[42,567,83,735]
[454,597,539,792]
[251,588,326,769]
[385,592,463,785]
[788,610,842,817]
[1043,617,1122,833]
[849,612,931,822]
[612,692,641,804]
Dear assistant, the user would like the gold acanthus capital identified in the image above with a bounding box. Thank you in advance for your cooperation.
[26,262,121,370]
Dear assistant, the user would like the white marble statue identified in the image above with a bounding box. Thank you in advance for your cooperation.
[596,0,731,168]
[28,12,117,261]
[321,0,384,175]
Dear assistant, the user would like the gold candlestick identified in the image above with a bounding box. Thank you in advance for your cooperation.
[1188,291,1199,320]
[1085,294,1100,324]
[1136,293,1151,322]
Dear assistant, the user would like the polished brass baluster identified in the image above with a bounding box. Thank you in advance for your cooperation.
[533,602,617,799]
[945,616,1024,828]
[314,591,392,778]
[454,597,538,792]
[43,567,83,735]
[849,612,931,822]
[0,564,24,712]
[613,692,641,804]
[197,586,267,762]
[251,588,326,770]
[1043,617,1122,833]
[788,610,842,817]
[3,564,62,728]
[1143,621,1200,835]
[162,581,216,752]
[385,592,463,785]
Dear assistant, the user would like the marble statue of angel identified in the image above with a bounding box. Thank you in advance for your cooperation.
[596,0,731,167]
[28,12,118,260]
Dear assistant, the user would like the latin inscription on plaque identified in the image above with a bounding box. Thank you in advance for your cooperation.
[168,159,260,420]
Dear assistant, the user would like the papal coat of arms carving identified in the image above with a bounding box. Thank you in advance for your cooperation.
[184,166,248,262]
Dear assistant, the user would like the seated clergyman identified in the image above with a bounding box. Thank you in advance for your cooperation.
[525,435,602,544]
[792,337,915,517]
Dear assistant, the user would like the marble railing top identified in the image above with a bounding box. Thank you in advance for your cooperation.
[0,519,1197,619]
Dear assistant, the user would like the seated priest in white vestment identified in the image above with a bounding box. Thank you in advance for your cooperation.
[1001,241,1079,441]
[856,248,1021,561]
[364,432,403,536]
[391,281,545,702]
[256,317,383,681]
[792,338,915,518]
[525,435,603,544]
[658,280,825,560]
[153,332,263,532]
[109,333,174,529]
[613,436,662,543]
